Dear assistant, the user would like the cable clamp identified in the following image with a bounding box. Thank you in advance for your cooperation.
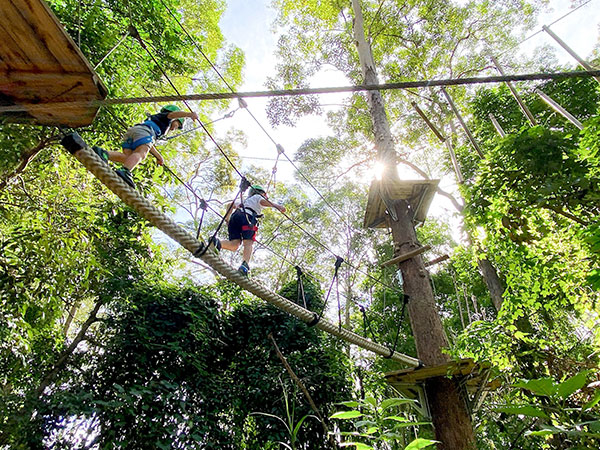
[334,256,344,269]
[384,347,395,359]
[199,199,208,210]
[127,25,140,39]
[239,177,251,192]
[307,313,320,327]
[238,98,248,109]
[276,144,285,155]
[295,265,303,277]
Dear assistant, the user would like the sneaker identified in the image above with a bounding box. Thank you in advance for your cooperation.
[208,236,221,252]
[92,145,109,163]
[238,261,250,277]
[115,168,135,188]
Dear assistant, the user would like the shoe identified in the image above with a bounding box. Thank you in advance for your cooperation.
[208,236,221,252]
[92,145,109,163]
[238,261,250,277]
[115,168,135,188]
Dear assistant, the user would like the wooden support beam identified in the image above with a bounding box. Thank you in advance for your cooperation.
[412,102,446,142]
[491,56,537,126]
[489,113,506,137]
[425,254,450,267]
[441,87,484,158]
[543,25,600,84]
[381,245,431,267]
[535,89,583,129]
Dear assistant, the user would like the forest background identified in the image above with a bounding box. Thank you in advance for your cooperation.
[1,0,600,449]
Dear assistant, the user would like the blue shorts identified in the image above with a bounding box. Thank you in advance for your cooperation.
[121,124,155,150]
[228,210,258,241]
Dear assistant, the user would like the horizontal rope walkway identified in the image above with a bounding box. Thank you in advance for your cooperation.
[4,70,600,114]
[60,133,420,367]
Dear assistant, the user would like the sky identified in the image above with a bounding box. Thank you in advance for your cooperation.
[216,0,600,191]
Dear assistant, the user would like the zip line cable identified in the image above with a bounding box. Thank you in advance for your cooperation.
[61,134,420,365]
[498,0,596,57]
[131,28,245,180]
[5,69,599,115]
[155,0,352,227]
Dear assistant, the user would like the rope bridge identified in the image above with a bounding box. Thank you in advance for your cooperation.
[61,133,420,368]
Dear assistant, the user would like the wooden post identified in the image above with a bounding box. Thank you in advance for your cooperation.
[352,1,476,448]
[535,89,583,130]
[490,56,537,126]
[542,25,600,84]
[489,113,506,137]
[412,102,464,183]
[441,87,484,158]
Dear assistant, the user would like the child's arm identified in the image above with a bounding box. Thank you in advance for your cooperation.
[149,145,164,166]
[260,198,286,213]
[167,111,199,121]
[224,201,238,222]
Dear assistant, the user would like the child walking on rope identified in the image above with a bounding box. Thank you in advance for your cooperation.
[93,104,198,187]
[211,185,286,276]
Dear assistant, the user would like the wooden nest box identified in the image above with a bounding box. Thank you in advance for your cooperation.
[0,0,107,127]
[363,179,439,228]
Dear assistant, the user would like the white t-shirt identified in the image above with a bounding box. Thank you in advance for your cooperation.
[239,194,264,215]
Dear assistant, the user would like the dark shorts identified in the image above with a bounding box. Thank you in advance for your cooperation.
[228,209,258,241]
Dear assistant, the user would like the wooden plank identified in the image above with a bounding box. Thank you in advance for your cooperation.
[0,0,59,72]
[0,25,35,69]
[17,0,89,72]
[381,245,431,267]
[424,254,450,267]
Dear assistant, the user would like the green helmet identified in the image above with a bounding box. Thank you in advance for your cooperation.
[249,185,266,196]
[161,104,185,127]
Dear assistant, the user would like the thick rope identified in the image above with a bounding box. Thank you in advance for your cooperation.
[61,133,420,367]
[7,70,600,113]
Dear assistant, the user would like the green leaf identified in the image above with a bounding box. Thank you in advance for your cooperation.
[339,442,373,450]
[583,389,600,411]
[514,378,557,397]
[495,405,549,419]
[557,371,590,399]
[337,401,360,408]
[380,398,415,410]
[331,411,364,420]
[404,438,439,450]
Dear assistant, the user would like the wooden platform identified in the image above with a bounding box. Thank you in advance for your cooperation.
[363,179,439,228]
[0,0,107,127]
[384,358,500,417]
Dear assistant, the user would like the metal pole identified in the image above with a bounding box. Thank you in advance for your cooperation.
[441,87,484,158]
[94,31,131,70]
[489,113,506,137]
[411,102,464,183]
[542,25,600,84]
[535,89,583,130]
[491,56,537,126]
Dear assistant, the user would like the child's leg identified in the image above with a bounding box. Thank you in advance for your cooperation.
[241,239,254,263]
[106,149,131,165]
[122,144,151,170]
[220,239,241,251]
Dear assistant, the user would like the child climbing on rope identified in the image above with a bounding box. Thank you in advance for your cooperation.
[211,185,286,276]
[93,104,198,187]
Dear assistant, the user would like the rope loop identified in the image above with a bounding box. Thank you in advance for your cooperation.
[307,312,320,327]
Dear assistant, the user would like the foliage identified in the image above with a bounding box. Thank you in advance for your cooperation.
[329,396,436,450]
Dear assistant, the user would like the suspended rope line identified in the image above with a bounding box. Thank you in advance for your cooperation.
[309,256,344,327]
[6,69,600,114]
[59,133,419,367]
[499,0,596,56]
[385,294,410,359]
[163,108,240,141]
[296,266,308,309]
[130,27,245,180]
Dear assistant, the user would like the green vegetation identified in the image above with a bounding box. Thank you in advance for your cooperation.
[1,0,599,449]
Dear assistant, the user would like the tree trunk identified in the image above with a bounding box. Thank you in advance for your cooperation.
[351,1,476,448]
[477,258,505,312]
